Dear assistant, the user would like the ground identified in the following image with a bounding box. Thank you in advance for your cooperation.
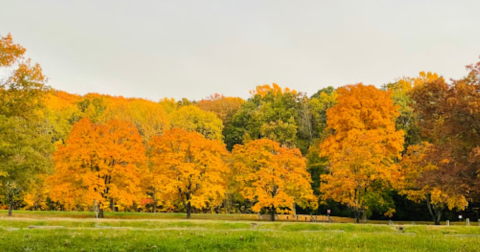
[1,211,479,251]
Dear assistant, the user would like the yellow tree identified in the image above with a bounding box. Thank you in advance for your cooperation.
[148,128,228,218]
[48,118,147,216]
[320,84,404,223]
[169,105,223,140]
[100,97,170,143]
[232,138,317,221]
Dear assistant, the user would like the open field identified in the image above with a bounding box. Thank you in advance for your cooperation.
[1,211,480,251]
[1,210,477,226]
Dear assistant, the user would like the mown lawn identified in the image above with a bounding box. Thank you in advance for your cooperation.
[1,215,480,251]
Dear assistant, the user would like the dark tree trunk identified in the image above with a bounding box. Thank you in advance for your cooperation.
[98,208,104,218]
[426,194,442,225]
[110,198,115,212]
[8,195,13,217]
[354,208,360,223]
[435,211,442,225]
[186,201,192,219]
[270,206,276,221]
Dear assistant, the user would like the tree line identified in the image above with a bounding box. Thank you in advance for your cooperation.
[1,33,479,224]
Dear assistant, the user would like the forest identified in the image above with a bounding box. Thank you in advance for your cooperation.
[2,33,480,225]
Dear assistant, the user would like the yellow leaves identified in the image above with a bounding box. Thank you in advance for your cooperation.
[100,97,170,143]
[169,105,223,140]
[249,83,297,97]
[148,128,229,213]
[232,138,317,214]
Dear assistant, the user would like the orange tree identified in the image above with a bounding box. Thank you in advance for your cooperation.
[148,128,228,218]
[48,118,146,216]
[320,84,404,223]
[232,138,317,221]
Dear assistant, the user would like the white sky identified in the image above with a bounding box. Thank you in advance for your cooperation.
[1,0,479,101]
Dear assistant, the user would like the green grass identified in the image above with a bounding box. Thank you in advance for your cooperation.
[1,215,480,251]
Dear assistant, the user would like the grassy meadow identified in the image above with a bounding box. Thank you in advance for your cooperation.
[1,211,480,251]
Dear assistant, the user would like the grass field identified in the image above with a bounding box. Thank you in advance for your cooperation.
[1,211,480,251]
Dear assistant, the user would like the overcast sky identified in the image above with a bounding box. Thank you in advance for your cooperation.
[1,0,479,101]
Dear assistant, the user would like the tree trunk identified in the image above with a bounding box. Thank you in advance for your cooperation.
[270,205,276,221]
[354,208,361,223]
[186,201,192,219]
[98,208,104,218]
[152,189,157,213]
[8,197,13,217]
[110,198,115,212]
[426,194,442,225]
[435,210,442,225]
[292,202,296,217]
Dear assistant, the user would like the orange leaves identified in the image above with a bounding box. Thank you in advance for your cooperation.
[0,33,26,67]
[197,94,244,124]
[148,128,229,217]
[320,84,404,219]
[48,118,147,210]
[232,139,317,216]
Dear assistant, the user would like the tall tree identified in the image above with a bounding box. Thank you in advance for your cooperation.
[401,62,480,224]
[148,128,228,218]
[320,84,404,222]
[232,138,317,221]
[48,118,146,216]
[0,33,53,216]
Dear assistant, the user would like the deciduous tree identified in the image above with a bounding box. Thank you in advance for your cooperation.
[0,33,53,216]
[399,142,470,225]
[169,105,223,140]
[320,84,404,222]
[48,118,147,216]
[232,138,317,221]
[101,98,169,143]
[226,84,304,151]
[148,128,228,218]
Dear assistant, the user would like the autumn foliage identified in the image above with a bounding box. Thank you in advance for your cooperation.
[48,118,147,215]
[148,128,229,218]
[232,139,317,221]
[4,33,480,223]
[320,84,404,222]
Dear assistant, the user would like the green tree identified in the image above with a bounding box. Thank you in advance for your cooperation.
[0,33,53,216]
[226,84,304,151]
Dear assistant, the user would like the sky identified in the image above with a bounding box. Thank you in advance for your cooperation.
[1,0,480,101]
